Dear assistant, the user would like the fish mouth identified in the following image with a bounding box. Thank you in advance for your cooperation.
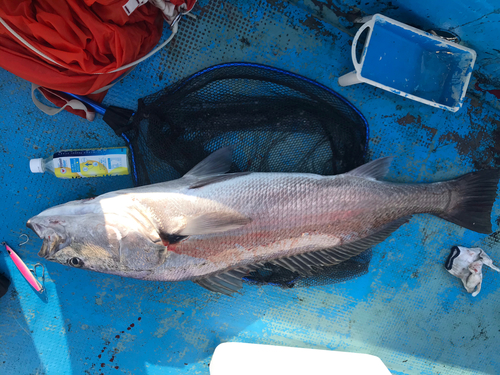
[38,235,70,260]
[26,219,40,235]
[38,238,52,258]
[27,218,68,258]
[37,237,70,259]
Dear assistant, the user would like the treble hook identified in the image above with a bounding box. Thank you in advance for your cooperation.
[18,234,29,247]
[32,263,45,293]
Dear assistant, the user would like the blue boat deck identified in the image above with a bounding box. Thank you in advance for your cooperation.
[1,1,500,374]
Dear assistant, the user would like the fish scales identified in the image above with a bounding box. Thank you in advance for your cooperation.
[141,174,451,281]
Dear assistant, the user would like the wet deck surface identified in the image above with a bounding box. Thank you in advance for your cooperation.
[1,1,500,374]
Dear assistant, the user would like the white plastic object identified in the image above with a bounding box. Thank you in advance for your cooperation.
[445,246,500,297]
[338,14,477,112]
[209,342,392,375]
[30,159,44,173]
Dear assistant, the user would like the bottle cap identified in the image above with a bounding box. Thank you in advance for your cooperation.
[30,159,44,173]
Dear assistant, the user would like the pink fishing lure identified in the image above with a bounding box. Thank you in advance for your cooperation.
[3,242,43,292]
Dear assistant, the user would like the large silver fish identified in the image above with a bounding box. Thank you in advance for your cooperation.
[27,148,500,295]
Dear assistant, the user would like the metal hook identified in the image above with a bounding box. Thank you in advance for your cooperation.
[18,234,29,247]
[32,263,45,293]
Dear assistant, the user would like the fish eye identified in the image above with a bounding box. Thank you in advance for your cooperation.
[68,257,84,268]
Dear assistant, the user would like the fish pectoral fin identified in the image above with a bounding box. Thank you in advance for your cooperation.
[158,211,251,245]
[184,147,234,178]
[346,157,393,180]
[189,172,250,189]
[178,212,252,236]
[269,216,412,277]
[194,267,258,295]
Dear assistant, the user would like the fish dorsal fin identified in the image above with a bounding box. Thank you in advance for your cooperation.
[183,147,251,188]
[178,212,252,236]
[194,266,260,295]
[184,147,234,178]
[346,157,393,180]
[268,216,411,276]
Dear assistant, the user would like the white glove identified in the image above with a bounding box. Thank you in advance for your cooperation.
[445,246,500,297]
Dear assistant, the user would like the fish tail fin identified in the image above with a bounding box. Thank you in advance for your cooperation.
[438,169,500,234]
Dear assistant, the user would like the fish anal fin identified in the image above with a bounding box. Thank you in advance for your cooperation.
[346,157,393,180]
[192,216,411,294]
[194,267,257,295]
[268,216,411,277]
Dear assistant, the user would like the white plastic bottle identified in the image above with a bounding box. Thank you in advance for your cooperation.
[30,147,130,179]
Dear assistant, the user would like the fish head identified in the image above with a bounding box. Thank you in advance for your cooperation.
[27,211,167,279]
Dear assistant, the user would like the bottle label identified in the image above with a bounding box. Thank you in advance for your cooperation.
[53,148,130,179]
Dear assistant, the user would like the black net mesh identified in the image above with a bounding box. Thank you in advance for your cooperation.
[123,62,371,289]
